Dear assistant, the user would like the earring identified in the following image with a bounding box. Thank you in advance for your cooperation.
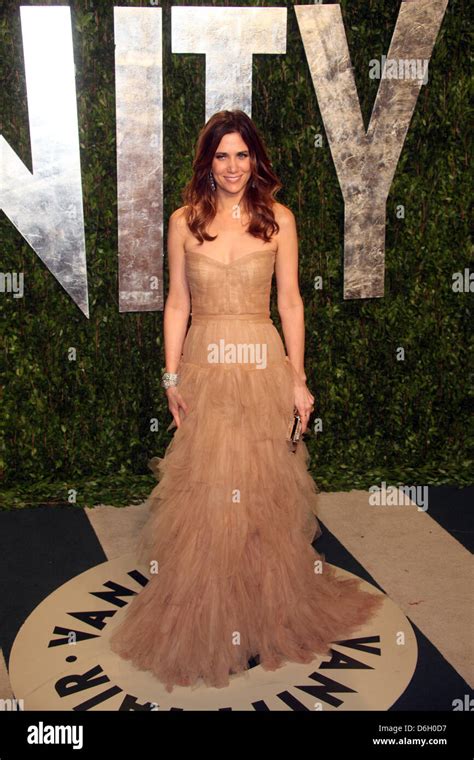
[209,171,216,191]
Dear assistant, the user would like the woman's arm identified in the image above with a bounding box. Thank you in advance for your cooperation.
[274,205,307,384]
[274,204,315,433]
[164,208,191,374]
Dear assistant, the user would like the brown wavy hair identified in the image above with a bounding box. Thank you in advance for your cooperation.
[182,110,282,245]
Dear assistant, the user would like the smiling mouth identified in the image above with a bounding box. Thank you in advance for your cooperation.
[224,176,241,181]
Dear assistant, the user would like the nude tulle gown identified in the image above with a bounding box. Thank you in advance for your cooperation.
[109,248,384,692]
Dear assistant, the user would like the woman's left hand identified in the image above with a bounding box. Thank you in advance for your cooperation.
[294,382,315,434]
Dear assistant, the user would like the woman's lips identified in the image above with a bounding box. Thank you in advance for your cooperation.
[224,176,241,183]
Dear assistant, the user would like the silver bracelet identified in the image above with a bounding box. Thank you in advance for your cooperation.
[161,372,180,389]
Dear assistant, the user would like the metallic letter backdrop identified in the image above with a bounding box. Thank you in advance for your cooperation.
[0,2,448,316]
[295,0,449,298]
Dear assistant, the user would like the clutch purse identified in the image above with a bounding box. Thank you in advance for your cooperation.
[286,407,303,453]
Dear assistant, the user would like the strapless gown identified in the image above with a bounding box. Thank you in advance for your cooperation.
[109,248,383,692]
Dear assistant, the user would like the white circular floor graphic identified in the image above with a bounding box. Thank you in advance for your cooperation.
[9,554,417,711]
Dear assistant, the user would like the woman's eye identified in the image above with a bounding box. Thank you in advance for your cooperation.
[215,154,248,159]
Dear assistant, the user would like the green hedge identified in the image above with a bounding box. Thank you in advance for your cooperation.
[1,0,472,508]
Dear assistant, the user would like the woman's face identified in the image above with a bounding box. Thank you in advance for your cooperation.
[211,132,252,195]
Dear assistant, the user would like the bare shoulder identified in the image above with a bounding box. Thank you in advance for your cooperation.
[272,201,296,228]
[169,205,188,227]
[169,205,190,240]
[272,202,297,256]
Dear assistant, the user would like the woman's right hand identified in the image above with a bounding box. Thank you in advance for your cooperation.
[166,386,189,429]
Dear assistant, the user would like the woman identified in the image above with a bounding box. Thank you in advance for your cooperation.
[109,110,383,692]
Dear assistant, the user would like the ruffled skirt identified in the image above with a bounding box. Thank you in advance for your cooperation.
[109,322,383,692]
